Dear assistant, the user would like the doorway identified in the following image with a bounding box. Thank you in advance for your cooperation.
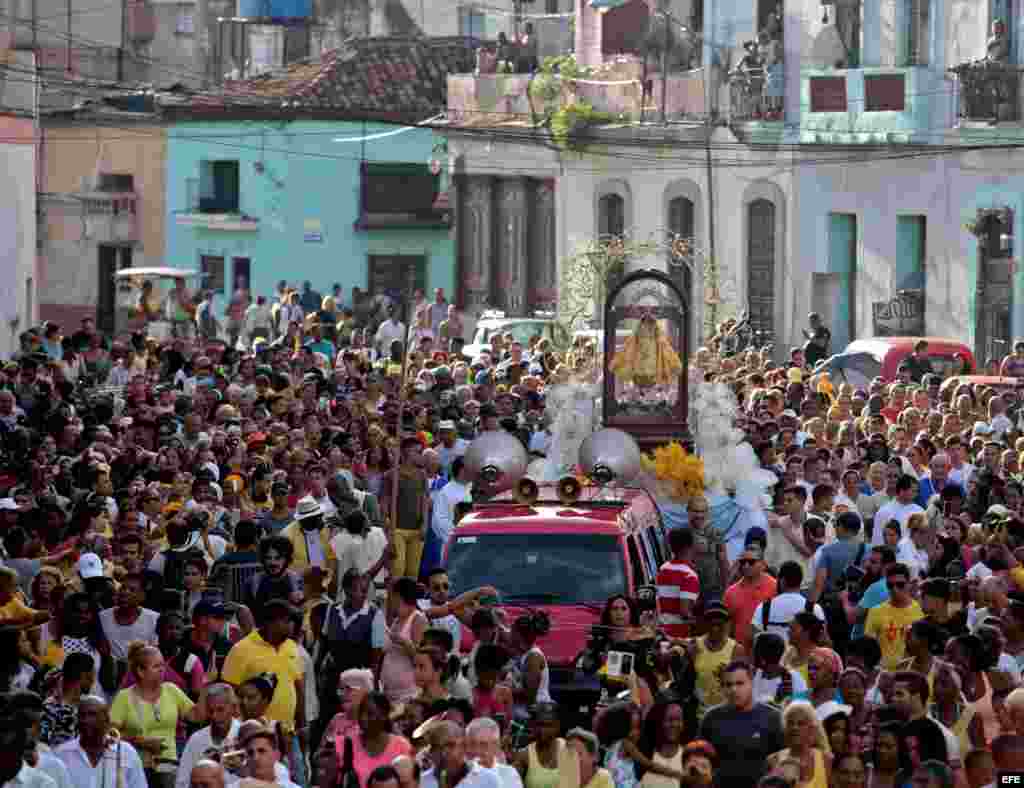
[368,255,427,323]
[975,208,1014,365]
[747,199,776,344]
[97,244,133,333]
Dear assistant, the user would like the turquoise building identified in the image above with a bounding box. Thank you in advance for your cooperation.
[161,37,475,312]
[164,118,454,309]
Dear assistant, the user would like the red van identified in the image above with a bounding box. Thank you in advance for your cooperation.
[821,337,975,387]
[444,485,668,718]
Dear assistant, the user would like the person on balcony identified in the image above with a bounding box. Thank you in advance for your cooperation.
[988,19,1010,63]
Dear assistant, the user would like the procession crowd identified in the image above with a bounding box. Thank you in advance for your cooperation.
[0,283,1022,788]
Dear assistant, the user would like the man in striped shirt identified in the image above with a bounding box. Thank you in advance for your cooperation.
[656,528,701,638]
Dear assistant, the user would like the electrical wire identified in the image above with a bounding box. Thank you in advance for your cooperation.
[0,10,1022,166]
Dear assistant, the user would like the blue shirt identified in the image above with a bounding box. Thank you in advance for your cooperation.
[851,577,890,638]
[916,478,936,509]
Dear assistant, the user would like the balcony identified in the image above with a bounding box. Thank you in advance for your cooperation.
[80,192,139,243]
[126,0,156,44]
[950,62,1024,125]
[797,66,952,144]
[175,176,259,231]
[447,59,707,126]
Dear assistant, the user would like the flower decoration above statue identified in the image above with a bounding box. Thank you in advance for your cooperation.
[647,378,778,562]
[609,309,683,413]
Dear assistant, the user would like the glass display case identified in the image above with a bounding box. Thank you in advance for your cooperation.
[602,268,690,442]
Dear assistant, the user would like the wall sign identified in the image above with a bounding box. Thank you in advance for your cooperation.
[872,292,924,336]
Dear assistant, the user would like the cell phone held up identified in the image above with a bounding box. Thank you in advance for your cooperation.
[607,650,634,678]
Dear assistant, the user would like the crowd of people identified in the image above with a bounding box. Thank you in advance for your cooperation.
[2,287,1024,788]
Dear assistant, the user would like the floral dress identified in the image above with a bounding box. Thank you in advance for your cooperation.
[604,740,638,788]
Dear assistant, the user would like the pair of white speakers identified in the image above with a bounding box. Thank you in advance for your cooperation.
[462,427,643,502]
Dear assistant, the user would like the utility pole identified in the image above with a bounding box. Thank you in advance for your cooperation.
[703,70,717,333]
[659,0,669,124]
[196,0,210,85]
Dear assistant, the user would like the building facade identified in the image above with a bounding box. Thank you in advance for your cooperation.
[0,44,38,357]
[38,109,168,332]
[164,117,456,311]
[443,0,1024,361]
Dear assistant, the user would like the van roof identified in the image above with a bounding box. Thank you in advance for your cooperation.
[844,337,973,358]
[457,487,661,537]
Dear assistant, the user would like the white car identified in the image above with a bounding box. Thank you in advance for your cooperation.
[463,312,570,360]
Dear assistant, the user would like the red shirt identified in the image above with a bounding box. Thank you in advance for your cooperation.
[656,559,700,638]
[724,574,778,650]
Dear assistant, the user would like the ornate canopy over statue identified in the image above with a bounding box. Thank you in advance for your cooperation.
[602,268,689,444]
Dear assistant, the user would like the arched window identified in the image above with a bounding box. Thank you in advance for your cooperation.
[668,196,695,304]
[598,193,625,238]
[747,198,776,341]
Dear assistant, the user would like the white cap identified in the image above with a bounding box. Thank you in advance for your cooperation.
[77,552,104,580]
[0,498,17,511]
[814,700,852,721]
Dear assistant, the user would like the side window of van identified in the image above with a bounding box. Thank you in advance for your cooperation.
[626,534,648,588]
[637,528,658,578]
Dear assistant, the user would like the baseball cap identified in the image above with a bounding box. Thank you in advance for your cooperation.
[193,599,229,619]
[0,498,17,511]
[77,552,104,580]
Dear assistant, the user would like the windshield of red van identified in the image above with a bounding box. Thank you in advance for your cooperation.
[446,532,626,604]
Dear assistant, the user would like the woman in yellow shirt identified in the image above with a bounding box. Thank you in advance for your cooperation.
[766,701,832,788]
[110,642,208,788]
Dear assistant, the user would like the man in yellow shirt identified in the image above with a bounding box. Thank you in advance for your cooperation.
[865,563,923,670]
[221,598,306,734]
[280,496,337,588]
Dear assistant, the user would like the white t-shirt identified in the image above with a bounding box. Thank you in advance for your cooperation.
[753,668,808,705]
[750,592,826,644]
[948,463,975,488]
[897,536,930,579]
[98,607,160,659]
[871,500,924,545]
[419,599,462,654]
[330,527,388,591]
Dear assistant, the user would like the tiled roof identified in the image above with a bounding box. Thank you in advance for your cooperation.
[189,36,476,116]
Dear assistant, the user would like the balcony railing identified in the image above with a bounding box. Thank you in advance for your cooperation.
[176,178,258,230]
[448,60,707,124]
[728,67,784,122]
[949,62,1023,123]
[80,192,139,242]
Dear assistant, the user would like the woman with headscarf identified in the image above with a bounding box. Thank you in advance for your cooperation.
[808,647,843,712]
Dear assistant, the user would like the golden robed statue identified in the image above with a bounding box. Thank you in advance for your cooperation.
[609,312,683,389]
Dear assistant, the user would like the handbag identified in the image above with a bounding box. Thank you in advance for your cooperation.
[338,736,360,788]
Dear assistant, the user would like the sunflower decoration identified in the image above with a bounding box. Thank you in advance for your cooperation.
[641,442,705,503]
